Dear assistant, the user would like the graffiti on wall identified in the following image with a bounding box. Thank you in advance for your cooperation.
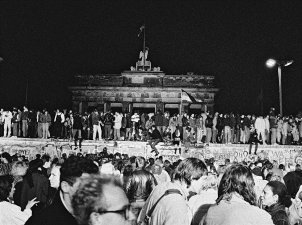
[1,139,302,165]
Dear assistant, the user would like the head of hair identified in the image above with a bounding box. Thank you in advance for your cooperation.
[60,156,99,185]
[1,152,12,163]
[186,127,192,132]
[42,154,50,162]
[266,181,292,207]
[148,158,155,165]
[72,175,123,225]
[164,160,171,166]
[136,156,146,169]
[266,173,273,181]
[29,158,44,172]
[10,161,28,177]
[123,164,133,177]
[225,158,231,165]
[52,158,60,166]
[116,160,124,173]
[279,164,285,170]
[23,158,44,188]
[0,175,13,201]
[129,156,136,164]
[217,164,257,206]
[125,170,156,201]
[173,158,207,186]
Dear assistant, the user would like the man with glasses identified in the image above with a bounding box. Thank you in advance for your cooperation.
[72,175,135,225]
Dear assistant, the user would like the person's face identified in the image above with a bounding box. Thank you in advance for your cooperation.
[49,166,61,189]
[91,185,135,225]
[262,185,277,207]
[152,165,162,174]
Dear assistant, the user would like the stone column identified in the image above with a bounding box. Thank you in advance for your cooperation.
[104,102,111,112]
[79,102,83,114]
[183,103,189,114]
[156,101,164,113]
[72,101,79,113]
[82,101,88,113]
[129,103,133,114]
[122,102,130,113]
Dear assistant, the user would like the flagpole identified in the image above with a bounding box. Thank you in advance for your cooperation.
[260,87,264,115]
[180,90,182,114]
[143,24,146,71]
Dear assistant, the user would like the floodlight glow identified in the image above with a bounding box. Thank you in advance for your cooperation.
[266,58,276,68]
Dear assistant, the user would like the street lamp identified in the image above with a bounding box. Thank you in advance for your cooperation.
[266,58,294,116]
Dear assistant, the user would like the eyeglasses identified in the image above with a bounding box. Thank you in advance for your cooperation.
[97,204,131,220]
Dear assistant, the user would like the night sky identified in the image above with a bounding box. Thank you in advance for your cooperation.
[0,0,301,115]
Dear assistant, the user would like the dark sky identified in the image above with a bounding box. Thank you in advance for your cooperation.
[0,0,301,115]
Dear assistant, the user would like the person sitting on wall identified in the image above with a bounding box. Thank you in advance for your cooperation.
[249,124,260,155]
[183,126,196,151]
[135,127,148,142]
[173,127,182,154]
[148,125,162,156]
[162,127,172,145]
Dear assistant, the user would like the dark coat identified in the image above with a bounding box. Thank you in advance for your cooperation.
[73,114,83,130]
[284,170,302,198]
[266,203,289,225]
[151,128,162,141]
[154,113,164,126]
[25,192,78,225]
[20,172,49,211]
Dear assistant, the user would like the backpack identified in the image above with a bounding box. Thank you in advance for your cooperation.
[141,189,182,225]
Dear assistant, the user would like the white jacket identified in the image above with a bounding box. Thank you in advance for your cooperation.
[2,111,12,123]
[0,201,32,225]
[264,117,270,131]
[113,114,123,129]
[255,117,266,131]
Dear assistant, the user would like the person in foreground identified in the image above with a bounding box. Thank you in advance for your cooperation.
[0,175,38,225]
[202,163,274,225]
[72,174,135,225]
[138,158,207,225]
[25,156,99,225]
[261,181,291,225]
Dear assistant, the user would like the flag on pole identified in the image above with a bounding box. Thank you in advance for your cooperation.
[181,89,202,103]
[138,25,145,37]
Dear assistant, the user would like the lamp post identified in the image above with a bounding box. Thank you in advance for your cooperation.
[266,58,294,116]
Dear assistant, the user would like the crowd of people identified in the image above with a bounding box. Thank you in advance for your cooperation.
[1,149,302,225]
[1,106,302,150]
